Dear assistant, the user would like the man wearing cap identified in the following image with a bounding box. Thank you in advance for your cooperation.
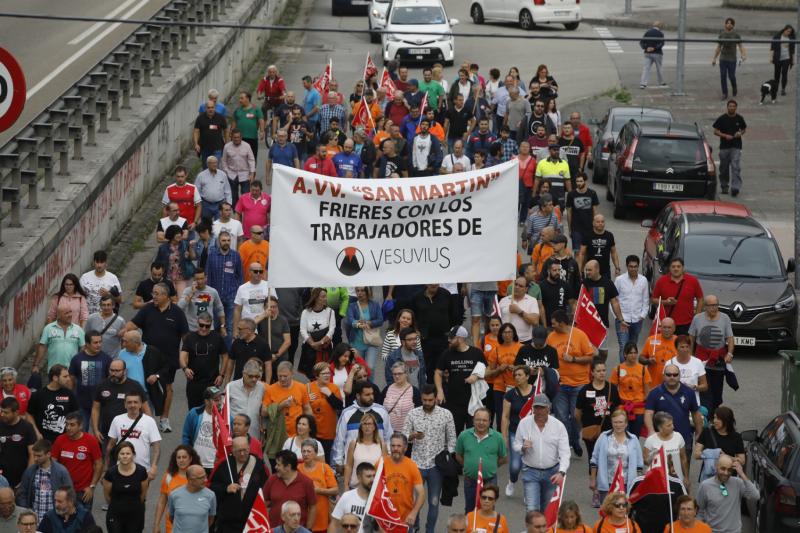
[516,326,559,371]
[499,277,540,344]
[435,326,486,434]
[513,394,569,512]
[182,386,225,475]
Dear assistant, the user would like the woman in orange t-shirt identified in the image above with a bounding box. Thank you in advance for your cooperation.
[308,362,343,463]
[153,445,201,533]
[487,323,521,429]
[593,492,642,533]
[481,317,501,424]
[550,500,592,533]
[609,342,651,438]
[298,440,338,533]
[467,485,509,533]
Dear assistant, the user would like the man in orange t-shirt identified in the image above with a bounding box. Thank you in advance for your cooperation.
[238,225,269,283]
[665,495,712,533]
[382,433,425,527]
[261,361,312,436]
[546,308,596,456]
[640,317,677,386]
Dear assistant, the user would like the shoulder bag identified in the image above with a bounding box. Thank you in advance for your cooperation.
[111,412,143,462]
[360,306,382,347]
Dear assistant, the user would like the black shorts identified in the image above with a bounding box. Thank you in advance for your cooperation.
[163,360,179,384]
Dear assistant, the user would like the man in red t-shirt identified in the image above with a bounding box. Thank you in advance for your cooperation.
[262,450,317,528]
[162,166,201,229]
[569,112,593,173]
[303,144,337,177]
[651,257,704,335]
[51,412,103,507]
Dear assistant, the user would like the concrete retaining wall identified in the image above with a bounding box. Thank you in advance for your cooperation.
[723,0,794,10]
[0,0,287,364]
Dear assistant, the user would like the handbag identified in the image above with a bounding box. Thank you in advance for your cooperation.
[360,306,382,347]
[581,386,611,441]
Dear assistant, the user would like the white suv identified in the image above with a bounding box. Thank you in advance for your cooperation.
[382,0,457,65]
[469,0,581,31]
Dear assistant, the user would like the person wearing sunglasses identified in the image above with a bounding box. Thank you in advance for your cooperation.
[695,454,758,533]
[594,493,641,533]
[466,485,508,533]
[336,514,361,533]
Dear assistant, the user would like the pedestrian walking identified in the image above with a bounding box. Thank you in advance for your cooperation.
[640,22,666,88]
[712,18,747,99]
[712,100,747,196]
[770,25,796,102]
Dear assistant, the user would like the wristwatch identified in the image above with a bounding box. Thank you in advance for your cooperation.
[558,471,566,477]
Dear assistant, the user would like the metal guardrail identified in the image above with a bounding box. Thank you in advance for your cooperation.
[0,0,237,246]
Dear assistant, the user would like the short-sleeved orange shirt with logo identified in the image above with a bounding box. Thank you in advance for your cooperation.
[610,362,651,414]
[381,455,423,521]
[299,460,338,532]
[466,511,510,533]
[492,341,521,392]
[640,334,678,386]
[263,380,311,437]
[548,327,594,387]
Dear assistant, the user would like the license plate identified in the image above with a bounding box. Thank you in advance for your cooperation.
[734,336,756,346]
[351,0,369,4]
[653,182,684,192]
[554,10,570,15]
[408,48,430,54]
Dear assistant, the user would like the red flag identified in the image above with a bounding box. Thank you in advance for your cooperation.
[244,489,272,533]
[519,393,534,419]
[609,456,625,494]
[629,445,669,504]
[366,459,407,533]
[544,474,565,529]
[379,68,397,94]
[534,369,544,395]
[492,295,502,318]
[212,402,232,463]
[575,285,608,347]
[648,297,666,337]
[363,53,378,82]
[352,97,374,133]
[474,458,484,512]
[312,60,332,95]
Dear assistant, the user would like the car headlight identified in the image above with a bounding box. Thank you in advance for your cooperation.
[387,33,402,42]
[437,34,452,42]
[775,293,796,313]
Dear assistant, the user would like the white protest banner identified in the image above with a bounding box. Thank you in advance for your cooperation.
[269,160,518,287]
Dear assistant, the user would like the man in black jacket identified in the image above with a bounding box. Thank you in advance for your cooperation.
[209,436,270,533]
[411,285,453,383]
[640,21,666,88]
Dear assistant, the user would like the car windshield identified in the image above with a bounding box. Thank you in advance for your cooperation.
[390,6,447,24]
[685,234,784,278]
[634,137,705,166]
[611,112,670,132]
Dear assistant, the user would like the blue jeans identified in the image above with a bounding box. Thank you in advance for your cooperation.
[362,345,379,373]
[522,464,559,512]
[508,431,523,483]
[464,475,496,513]
[201,200,221,221]
[553,384,581,451]
[222,299,235,350]
[615,319,643,363]
[719,59,737,96]
[419,467,443,533]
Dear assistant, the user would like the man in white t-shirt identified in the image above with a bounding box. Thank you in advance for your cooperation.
[329,462,376,533]
[212,202,244,250]
[80,250,122,314]
[440,140,472,174]
[181,386,223,471]
[499,276,540,343]
[106,391,162,479]
[156,202,189,243]
[667,335,708,404]
[233,263,277,332]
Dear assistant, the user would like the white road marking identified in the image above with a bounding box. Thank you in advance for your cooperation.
[594,26,624,54]
[27,0,151,99]
[68,0,143,45]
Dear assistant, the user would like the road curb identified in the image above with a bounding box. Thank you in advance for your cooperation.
[583,17,776,36]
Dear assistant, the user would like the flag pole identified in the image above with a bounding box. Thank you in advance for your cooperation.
[473,458,481,532]
[665,447,674,533]
[565,303,578,359]
[359,457,384,533]
[650,297,662,351]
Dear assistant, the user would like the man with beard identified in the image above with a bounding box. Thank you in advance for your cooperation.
[524,100,556,139]
[329,463,376,533]
[90,359,150,451]
[332,139,363,178]
[209,437,269,533]
[539,261,575,326]
[435,326,486,433]
[180,312,228,409]
[206,231,243,348]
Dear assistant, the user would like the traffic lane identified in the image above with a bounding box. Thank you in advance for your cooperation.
[0,0,172,144]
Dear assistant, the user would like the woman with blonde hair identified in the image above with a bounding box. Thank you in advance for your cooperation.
[343,412,386,488]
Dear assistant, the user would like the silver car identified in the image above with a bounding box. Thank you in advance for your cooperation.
[590,106,672,184]
[369,0,391,43]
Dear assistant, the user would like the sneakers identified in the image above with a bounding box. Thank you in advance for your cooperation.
[592,492,601,508]
[505,482,515,497]
[640,84,647,89]
[101,504,108,511]
[731,189,740,197]
[160,418,172,432]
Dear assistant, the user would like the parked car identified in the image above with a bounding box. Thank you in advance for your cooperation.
[469,0,581,31]
[332,0,371,15]
[590,106,672,184]
[607,120,716,219]
[742,411,800,532]
[369,0,392,43]
[641,200,797,350]
[382,0,457,65]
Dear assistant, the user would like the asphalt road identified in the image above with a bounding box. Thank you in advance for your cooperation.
[0,0,172,146]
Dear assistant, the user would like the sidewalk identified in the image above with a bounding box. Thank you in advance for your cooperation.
[581,0,795,35]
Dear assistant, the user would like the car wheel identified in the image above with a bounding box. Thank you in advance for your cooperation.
[593,163,607,185]
[471,3,484,24]
[564,21,580,30]
[519,9,534,30]
[613,180,626,219]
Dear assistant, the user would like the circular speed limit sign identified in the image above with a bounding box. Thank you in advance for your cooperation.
[0,47,25,133]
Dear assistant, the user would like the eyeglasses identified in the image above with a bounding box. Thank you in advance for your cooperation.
[664,372,680,377]
[198,323,212,329]
[719,484,728,497]
[251,269,263,273]
[252,230,263,235]
[613,502,628,508]
[481,495,496,501]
